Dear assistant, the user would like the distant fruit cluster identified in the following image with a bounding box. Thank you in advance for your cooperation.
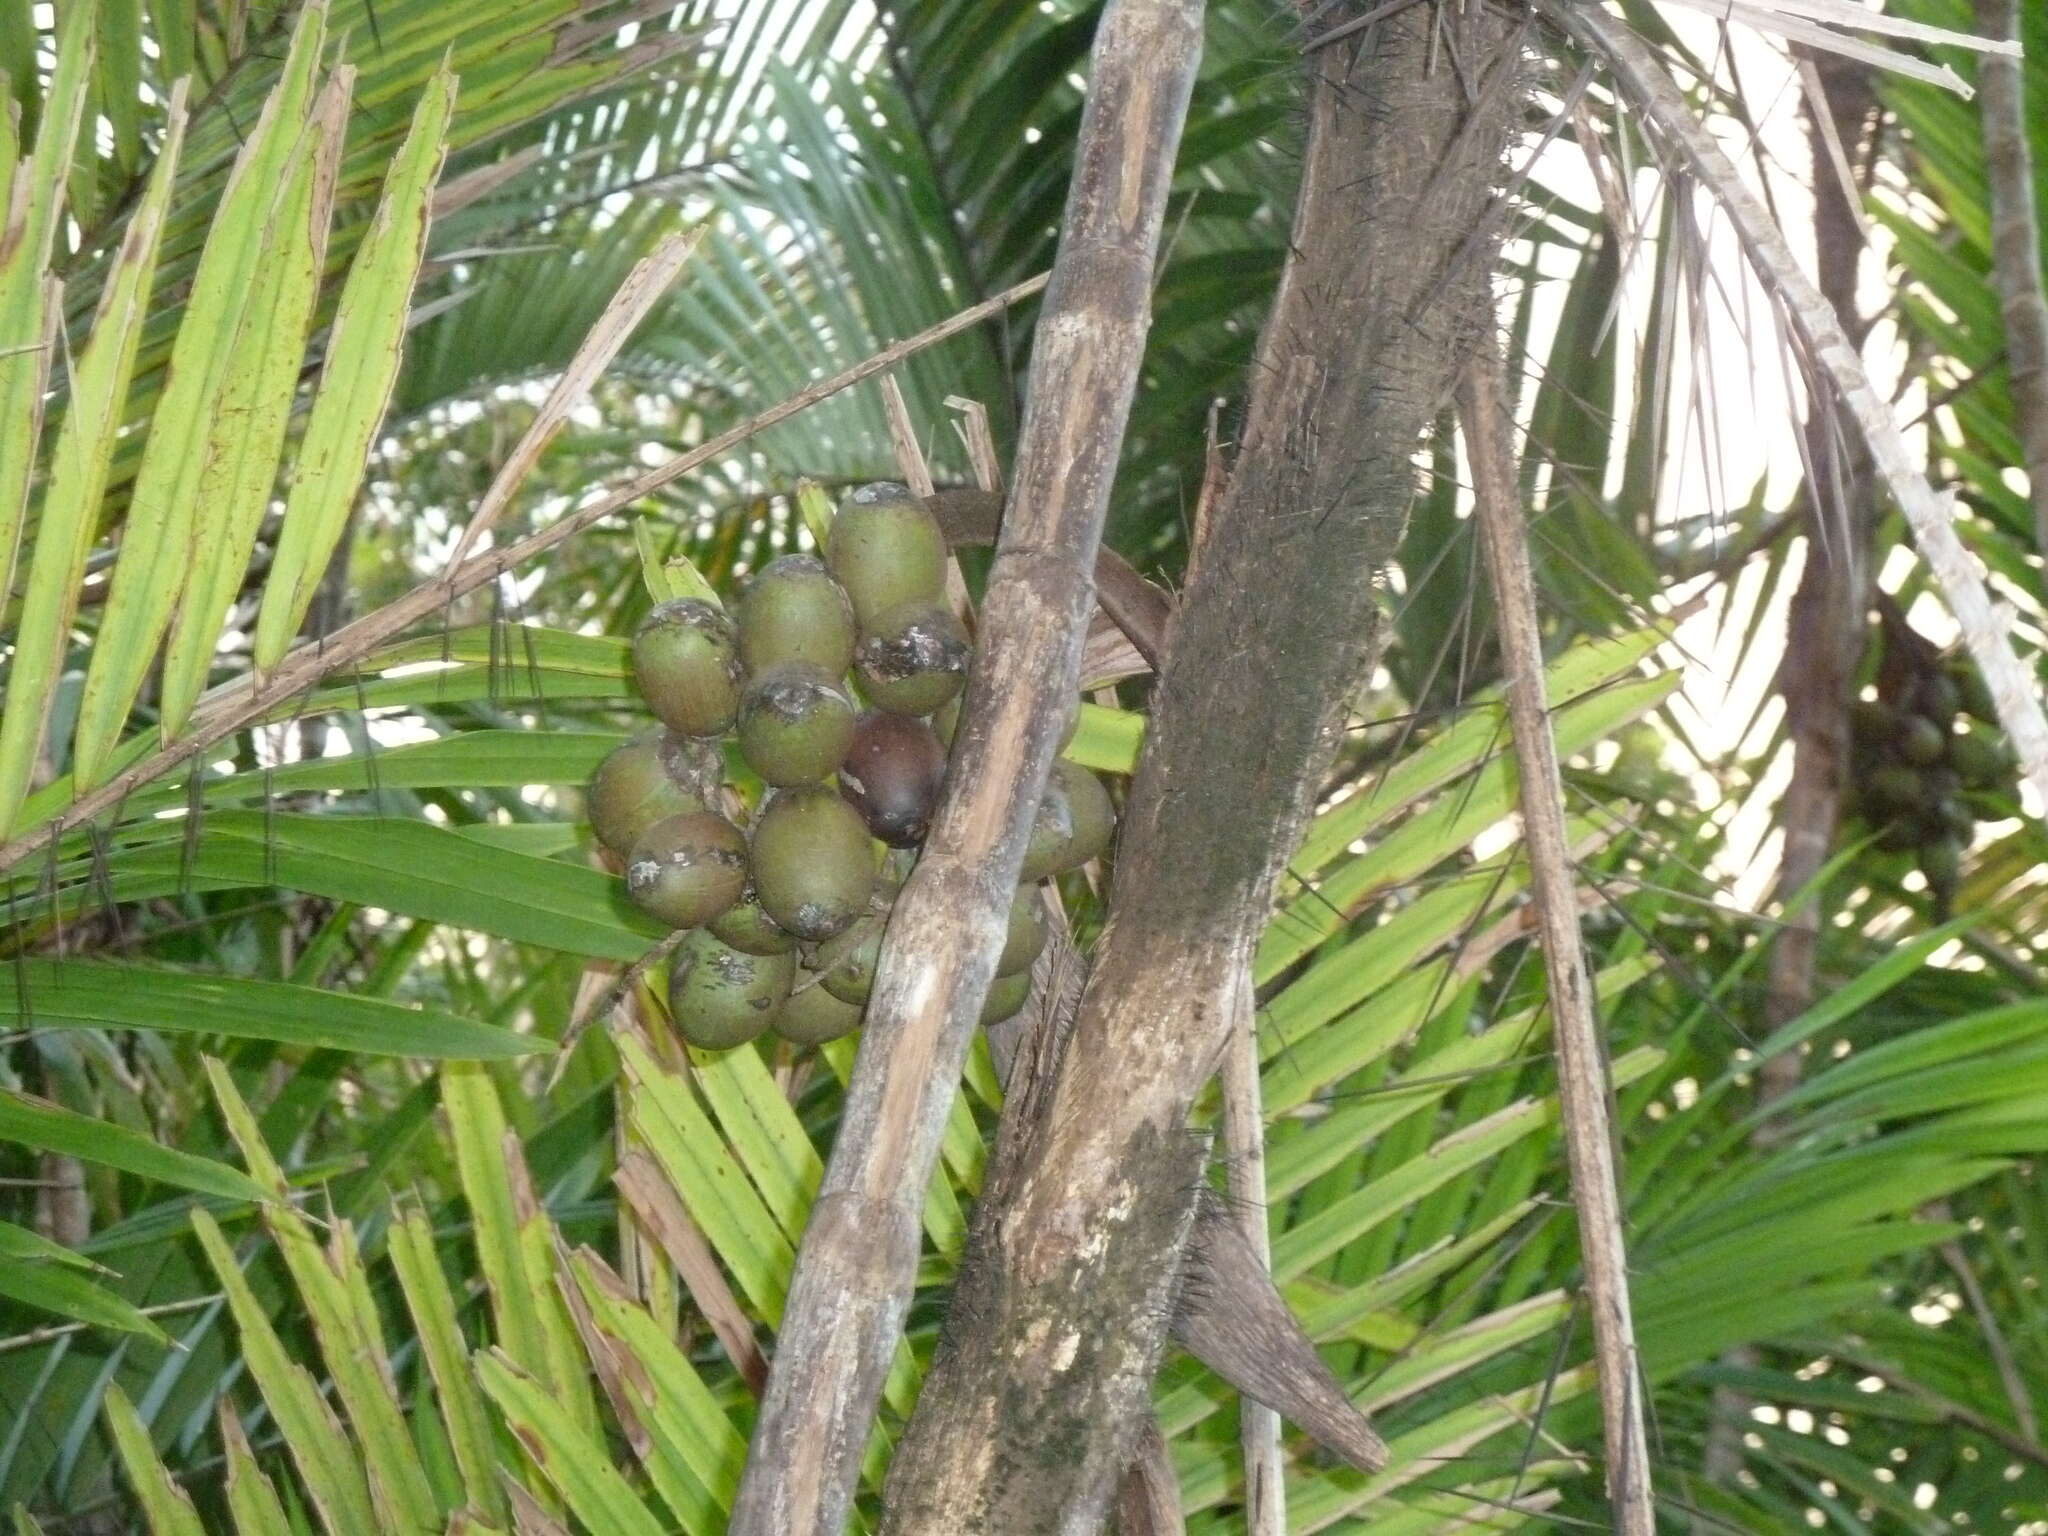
[1848,632,2014,912]
[586,482,1115,1051]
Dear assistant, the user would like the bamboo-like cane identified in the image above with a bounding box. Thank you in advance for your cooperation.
[724,3,1206,1530]
[1458,350,1656,1532]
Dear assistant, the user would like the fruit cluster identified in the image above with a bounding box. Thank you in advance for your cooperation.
[585,482,1116,1051]
[1848,635,2014,911]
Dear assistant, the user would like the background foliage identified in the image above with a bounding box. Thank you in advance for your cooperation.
[1,1,2045,1531]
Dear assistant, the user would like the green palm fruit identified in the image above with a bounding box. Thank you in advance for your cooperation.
[813,915,884,1005]
[826,482,949,627]
[737,554,856,676]
[1937,798,1976,841]
[1950,660,1997,724]
[1866,765,1924,814]
[1849,700,1895,740]
[775,972,864,1045]
[1055,760,1116,869]
[1919,836,1962,912]
[998,886,1047,977]
[737,663,857,785]
[932,694,962,746]
[840,710,948,846]
[624,811,749,929]
[667,929,795,1050]
[751,785,877,941]
[587,732,711,855]
[1020,775,1076,882]
[708,886,797,955]
[1914,672,1960,721]
[1897,715,1947,766]
[1948,728,2016,789]
[633,599,743,737]
[979,970,1031,1027]
[854,600,970,716]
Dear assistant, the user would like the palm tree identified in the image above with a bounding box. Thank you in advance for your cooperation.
[1,1,2044,1531]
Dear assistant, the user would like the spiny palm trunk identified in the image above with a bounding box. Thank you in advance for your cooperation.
[880,6,1526,1529]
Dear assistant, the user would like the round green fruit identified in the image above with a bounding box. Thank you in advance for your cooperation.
[854,600,970,716]
[840,710,948,847]
[737,554,856,676]
[667,929,795,1050]
[813,916,884,1005]
[1055,761,1116,869]
[1021,761,1116,880]
[998,886,1048,977]
[1949,729,2016,790]
[751,785,877,942]
[1849,700,1895,740]
[979,970,1031,1027]
[1919,836,1962,894]
[1951,661,1997,724]
[1914,672,1961,722]
[708,886,797,955]
[624,811,749,929]
[633,599,743,737]
[1897,715,1947,767]
[775,972,865,1045]
[587,732,709,856]
[827,483,949,627]
[737,663,857,785]
[1866,765,1925,815]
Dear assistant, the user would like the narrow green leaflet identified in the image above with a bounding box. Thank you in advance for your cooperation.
[0,961,543,1058]
[0,1089,267,1203]
[101,1387,204,1536]
[219,1407,295,1536]
[0,3,91,609]
[255,67,457,668]
[189,1209,380,1534]
[205,1064,441,1534]
[472,1352,667,1536]
[0,1219,99,1270]
[0,1248,167,1344]
[388,1204,511,1527]
[154,71,350,739]
[68,0,332,787]
[0,85,186,839]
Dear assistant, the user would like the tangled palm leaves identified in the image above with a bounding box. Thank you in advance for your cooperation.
[5,0,2048,1530]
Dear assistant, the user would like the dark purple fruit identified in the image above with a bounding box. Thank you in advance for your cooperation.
[839,711,947,846]
[625,811,748,929]
[633,599,743,737]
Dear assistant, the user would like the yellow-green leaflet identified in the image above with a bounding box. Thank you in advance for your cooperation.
[153,69,349,739]
[0,85,185,838]
[0,4,91,611]
[102,1388,206,1536]
[68,0,331,787]
[253,66,457,670]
